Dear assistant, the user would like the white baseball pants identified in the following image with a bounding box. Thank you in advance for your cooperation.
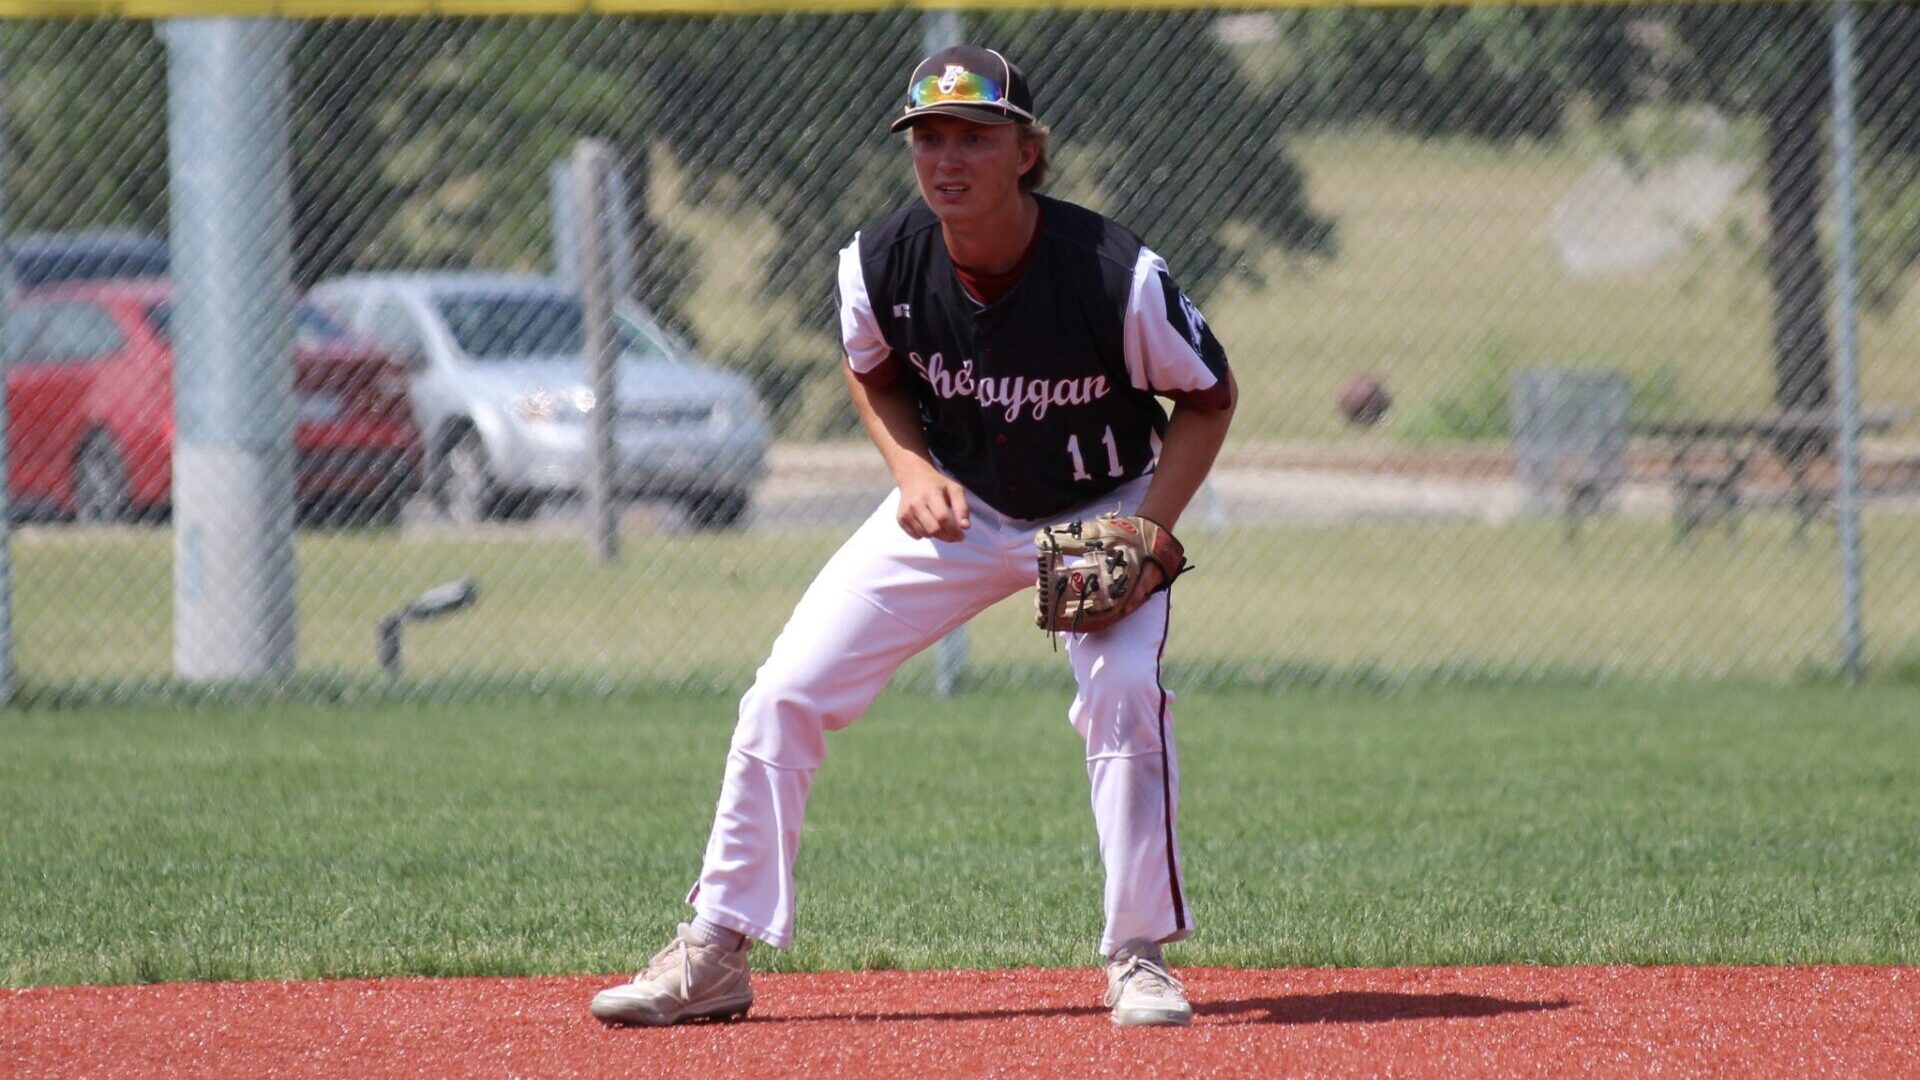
[687,476,1192,957]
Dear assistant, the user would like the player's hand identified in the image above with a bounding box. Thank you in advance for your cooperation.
[1118,561,1167,619]
[897,469,971,541]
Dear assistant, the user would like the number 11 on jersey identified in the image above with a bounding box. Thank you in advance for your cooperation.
[1068,426,1123,481]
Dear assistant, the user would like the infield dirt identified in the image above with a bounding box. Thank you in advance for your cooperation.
[5,965,1915,1078]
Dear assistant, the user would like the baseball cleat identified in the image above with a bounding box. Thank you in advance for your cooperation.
[1104,942,1192,1027]
[591,923,754,1026]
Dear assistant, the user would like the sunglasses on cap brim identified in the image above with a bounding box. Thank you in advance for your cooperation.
[906,70,1034,123]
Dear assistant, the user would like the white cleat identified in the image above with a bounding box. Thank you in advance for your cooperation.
[1104,942,1193,1027]
[591,923,753,1027]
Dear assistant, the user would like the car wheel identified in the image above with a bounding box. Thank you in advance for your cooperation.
[681,488,749,531]
[437,430,498,526]
[493,489,542,521]
[354,495,406,529]
[307,494,404,530]
[73,434,132,525]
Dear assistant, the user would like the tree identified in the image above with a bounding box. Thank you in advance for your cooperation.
[980,10,1336,293]
[1664,3,1920,440]
[1271,7,1632,140]
[1669,4,1834,425]
[595,12,1338,429]
[616,11,1334,318]
[1274,4,1920,428]
[3,24,168,238]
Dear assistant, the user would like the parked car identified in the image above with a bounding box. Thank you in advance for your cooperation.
[308,273,769,528]
[4,280,424,526]
[4,230,169,290]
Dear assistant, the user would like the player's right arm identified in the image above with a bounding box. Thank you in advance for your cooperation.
[844,364,971,542]
[839,232,970,542]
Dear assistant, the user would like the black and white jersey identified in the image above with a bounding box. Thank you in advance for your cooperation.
[837,195,1231,521]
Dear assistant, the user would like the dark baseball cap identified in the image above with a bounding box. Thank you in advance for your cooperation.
[889,45,1036,133]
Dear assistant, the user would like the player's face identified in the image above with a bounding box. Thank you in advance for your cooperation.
[908,116,1036,228]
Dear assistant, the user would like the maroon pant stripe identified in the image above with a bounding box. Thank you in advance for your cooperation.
[1154,595,1187,931]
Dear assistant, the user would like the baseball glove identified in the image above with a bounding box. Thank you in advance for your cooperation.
[1034,513,1188,635]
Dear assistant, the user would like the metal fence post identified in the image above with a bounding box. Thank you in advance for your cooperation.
[162,19,300,682]
[924,7,968,698]
[1829,0,1866,683]
[576,140,620,563]
[550,157,633,299]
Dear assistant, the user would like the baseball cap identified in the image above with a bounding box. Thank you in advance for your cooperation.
[889,45,1036,133]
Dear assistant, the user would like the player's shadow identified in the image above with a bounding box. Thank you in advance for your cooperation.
[1196,991,1575,1026]
[745,992,1571,1026]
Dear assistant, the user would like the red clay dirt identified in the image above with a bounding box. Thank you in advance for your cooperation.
[5,966,1915,1078]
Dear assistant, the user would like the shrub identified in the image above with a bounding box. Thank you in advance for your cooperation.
[1400,333,1698,442]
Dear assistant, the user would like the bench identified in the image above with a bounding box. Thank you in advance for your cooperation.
[1632,407,1908,541]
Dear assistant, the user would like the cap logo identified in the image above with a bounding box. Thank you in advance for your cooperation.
[902,60,1035,126]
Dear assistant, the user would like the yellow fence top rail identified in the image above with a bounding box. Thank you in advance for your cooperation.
[0,0,1848,18]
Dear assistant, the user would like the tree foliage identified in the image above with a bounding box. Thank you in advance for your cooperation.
[9,9,1920,426]
[5,15,1333,325]
[1271,7,1632,139]
[4,23,168,236]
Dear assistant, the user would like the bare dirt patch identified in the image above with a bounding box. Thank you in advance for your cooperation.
[5,966,1915,1078]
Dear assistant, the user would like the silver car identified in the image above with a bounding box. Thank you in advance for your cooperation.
[310,272,768,528]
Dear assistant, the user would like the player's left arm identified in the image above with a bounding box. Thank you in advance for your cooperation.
[1122,250,1238,533]
[1120,374,1236,610]
[1117,251,1238,608]
[1134,368,1236,531]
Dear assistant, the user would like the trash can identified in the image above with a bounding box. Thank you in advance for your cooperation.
[1510,369,1630,516]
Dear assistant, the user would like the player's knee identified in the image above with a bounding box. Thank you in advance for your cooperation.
[1070,676,1172,758]
[1083,663,1166,711]
[730,676,855,769]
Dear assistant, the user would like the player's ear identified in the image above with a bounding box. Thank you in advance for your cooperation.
[1014,123,1050,191]
[1016,136,1039,179]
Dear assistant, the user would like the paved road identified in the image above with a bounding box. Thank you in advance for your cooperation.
[25,440,1912,541]
[396,441,1674,538]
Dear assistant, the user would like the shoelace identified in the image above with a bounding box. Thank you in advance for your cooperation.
[1109,954,1185,1004]
[638,936,692,998]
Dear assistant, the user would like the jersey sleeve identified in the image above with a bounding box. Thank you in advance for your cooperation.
[838,235,899,385]
[1121,247,1234,410]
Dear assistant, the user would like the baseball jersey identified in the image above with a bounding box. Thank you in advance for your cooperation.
[838,195,1231,521]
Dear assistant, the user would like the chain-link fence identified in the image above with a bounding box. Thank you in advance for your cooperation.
[2,3,1918,702]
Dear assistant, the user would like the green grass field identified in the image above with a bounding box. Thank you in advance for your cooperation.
[16,512,1920,696]
[3,682,1916,987]
[5,132,1919,990]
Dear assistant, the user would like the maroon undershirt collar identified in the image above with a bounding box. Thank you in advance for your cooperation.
[951,202,1044,306]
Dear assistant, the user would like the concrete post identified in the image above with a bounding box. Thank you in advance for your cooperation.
[0,59,15,705]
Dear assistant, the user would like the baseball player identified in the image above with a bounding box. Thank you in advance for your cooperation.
[592,44,1236,1028]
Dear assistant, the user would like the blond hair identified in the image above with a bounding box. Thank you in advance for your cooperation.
[1018,122,1051,192]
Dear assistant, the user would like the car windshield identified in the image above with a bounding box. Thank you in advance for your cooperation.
[435,294,670,362]
[146,301,356,346]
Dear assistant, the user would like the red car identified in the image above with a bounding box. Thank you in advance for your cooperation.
[5,280,423,526]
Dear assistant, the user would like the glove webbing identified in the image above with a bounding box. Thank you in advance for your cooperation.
[1039,522,1136,646]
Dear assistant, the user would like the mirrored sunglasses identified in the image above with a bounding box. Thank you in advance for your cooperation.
[908,69,1033,121]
